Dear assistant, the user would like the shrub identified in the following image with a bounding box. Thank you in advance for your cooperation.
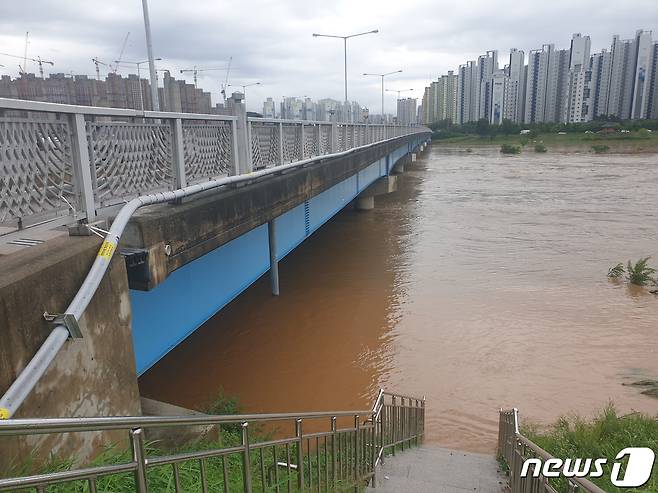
[500,144,521,154]
[534,143,547,153]
[607,263,625,278]
[591,144,610,153]
[626,257,657,286]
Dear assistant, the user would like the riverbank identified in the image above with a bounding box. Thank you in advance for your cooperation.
[525,406,658,492]
[431,131,658,153]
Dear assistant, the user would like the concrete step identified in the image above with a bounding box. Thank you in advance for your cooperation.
[372,446,508,493]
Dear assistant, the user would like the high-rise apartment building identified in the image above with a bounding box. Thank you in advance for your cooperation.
[263,97,276,118]
[504,49,526,123]
[396,98,417,125]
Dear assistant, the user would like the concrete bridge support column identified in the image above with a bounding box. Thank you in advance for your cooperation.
[355,175,398,211]
[267,219,280,296]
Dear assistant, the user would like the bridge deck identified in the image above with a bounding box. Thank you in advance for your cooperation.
[373,446,507,493]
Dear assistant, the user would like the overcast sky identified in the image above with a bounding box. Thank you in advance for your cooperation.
[1,0,657,113]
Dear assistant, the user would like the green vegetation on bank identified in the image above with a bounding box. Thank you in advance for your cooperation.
[524,406,658,493]
[429,117,658,152]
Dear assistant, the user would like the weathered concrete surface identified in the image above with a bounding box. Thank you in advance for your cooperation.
[141,397,216,448]
[359,175,399,198]
[0,235,141,473]
[373,446,508,493]
[122,133,429,290]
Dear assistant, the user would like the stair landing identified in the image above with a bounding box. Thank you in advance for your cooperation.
[372,446,508,493]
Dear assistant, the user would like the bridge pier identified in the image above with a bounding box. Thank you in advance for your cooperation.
[355,175,398,211]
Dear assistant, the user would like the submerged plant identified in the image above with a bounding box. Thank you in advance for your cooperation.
[534,143,547,153]
[591,144,610,153]
[626,257,657,286]
[607,263,625,278]
[500,144,521,154]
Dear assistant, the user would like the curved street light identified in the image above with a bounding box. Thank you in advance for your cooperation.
[227,81,261,100]
[312,29,378,109]
[363,70,403,120]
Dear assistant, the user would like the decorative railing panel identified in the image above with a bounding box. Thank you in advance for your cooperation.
[250,121,280,169]
[282,123,302,163]
[183,121,233,183]
[303,123,320,158]
[0,119,76,228]
[319,124,332,155]
[88,122,173,207]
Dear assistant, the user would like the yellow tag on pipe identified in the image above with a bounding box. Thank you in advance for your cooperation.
[0,407,10,420]
[98,241,116,260]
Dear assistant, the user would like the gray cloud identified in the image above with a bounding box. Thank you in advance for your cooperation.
[1,0,656,112]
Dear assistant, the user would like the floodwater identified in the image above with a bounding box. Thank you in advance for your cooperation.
[140,146,658,453]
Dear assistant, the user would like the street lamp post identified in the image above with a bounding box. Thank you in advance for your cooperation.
[385,88,414,99]
[227,82,261,100]
[312,29,378,121]
[117,58,162,111]
[141,0,160,111]
[363,70,402,122]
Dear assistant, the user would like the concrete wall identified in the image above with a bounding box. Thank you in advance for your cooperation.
[0,236,141,472]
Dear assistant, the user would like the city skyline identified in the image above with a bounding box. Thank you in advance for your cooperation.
[1,0,657,113]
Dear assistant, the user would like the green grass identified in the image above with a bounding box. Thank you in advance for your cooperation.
[524,406,658,493]
[607,263,625,279]
[431,131,658,153]
[592,144,611,153]
[534,143,547,153]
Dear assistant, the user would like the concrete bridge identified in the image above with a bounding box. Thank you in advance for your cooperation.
[0,94,430,447]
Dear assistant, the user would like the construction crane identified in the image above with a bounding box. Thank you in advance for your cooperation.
[220,56,233,103]
[113,32,131,74]
[179,65,229,87]
[91,58,110,80]
[0,52,54,78]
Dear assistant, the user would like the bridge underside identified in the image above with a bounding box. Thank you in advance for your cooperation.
[127,135,424,374]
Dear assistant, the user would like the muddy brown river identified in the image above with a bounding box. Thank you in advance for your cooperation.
[140,146,658,453]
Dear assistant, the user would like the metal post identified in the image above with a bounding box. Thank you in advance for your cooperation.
[296,419,304,490]
[230,119,239,176]
[316,124,322,156]
[331,121,337,153]
[69,113,96,223]
[130,428,149,493]
[141,0,159,111]
[300,123,305,160]
[391,396,396,456]
[278,122,284,165]
[344,37,348,104]
[170,118,186,189]
[232,97,251,174]
[371,412,377,488]
[331,416,337,488]
[267,219,279,296]
[242,422,253,493]
[354,415,360,490]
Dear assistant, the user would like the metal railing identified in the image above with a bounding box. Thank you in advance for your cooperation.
[0,389,425,492]
[498,409,607,493]
[0,97,426,243]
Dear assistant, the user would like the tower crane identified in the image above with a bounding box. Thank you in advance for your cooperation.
[0,52,54,78]
[220,56,233,103]
[179,65,229,87]
[91,58,110,80]
[113,32,131,74]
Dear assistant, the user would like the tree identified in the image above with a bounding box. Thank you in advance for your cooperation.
[476,118,490,137]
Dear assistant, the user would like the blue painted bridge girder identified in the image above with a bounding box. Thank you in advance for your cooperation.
[130,140,419,374]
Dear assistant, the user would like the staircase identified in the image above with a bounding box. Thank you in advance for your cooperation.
[373,446,507,493]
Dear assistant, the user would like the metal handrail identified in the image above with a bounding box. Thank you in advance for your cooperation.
[0,389,425,492]
[498,409,607,493]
